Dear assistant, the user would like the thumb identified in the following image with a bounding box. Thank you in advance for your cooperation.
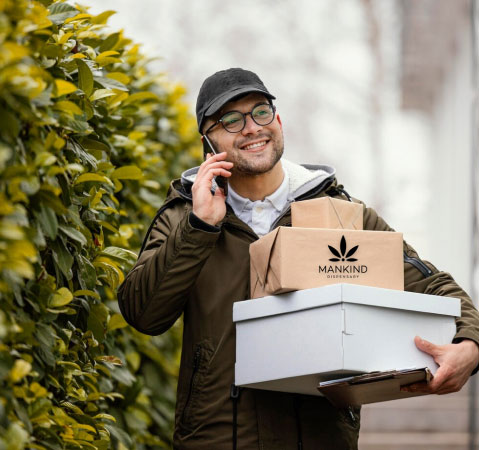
[414,336,439,357]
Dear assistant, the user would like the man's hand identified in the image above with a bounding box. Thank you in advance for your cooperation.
[401,336,479,395]
[192,152,233,226]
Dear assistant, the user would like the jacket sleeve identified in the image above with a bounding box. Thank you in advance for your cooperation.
[117,202,221,335]
[362,202,479,347]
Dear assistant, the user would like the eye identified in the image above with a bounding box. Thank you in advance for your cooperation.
[221,112,243,129]
[253,105,272,118]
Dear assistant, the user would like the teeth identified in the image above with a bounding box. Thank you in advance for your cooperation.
[244,141,266,150]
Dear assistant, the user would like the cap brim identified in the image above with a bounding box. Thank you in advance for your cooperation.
[204,87,276,118]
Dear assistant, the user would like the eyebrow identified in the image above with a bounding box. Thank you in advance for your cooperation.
[218,100,271,117]
[218,95,269,116]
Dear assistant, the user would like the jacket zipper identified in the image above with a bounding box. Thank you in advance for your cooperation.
[403,251,433,278]
[181,346,202,427]
[348,407,357,425]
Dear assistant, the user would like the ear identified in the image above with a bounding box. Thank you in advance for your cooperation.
[276,114,283,129]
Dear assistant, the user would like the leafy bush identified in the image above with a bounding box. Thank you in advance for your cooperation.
[0,1,201,448]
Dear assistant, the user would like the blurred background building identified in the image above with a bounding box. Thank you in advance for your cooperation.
[85,0,479,447]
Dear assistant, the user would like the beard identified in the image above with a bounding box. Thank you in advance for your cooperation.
[210,130,284,176]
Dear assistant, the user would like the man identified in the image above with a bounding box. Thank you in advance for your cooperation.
[118,68,479,449]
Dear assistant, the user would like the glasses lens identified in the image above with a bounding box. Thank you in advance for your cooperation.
[221,111,244,132]
[220,104,275,133]
[252,104,274,125]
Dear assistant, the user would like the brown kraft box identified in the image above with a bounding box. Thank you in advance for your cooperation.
[250,227,404,299]
[291,197,363,230]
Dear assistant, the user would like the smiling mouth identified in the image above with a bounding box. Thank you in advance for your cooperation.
[241,140,268,151]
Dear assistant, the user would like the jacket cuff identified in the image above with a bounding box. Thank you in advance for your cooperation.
[452,336,479,376]
[188,212,221,233]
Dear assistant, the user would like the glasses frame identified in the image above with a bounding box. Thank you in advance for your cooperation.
[204,102,276,135]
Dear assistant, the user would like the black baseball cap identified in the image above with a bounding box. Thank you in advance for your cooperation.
[196,68,276,133]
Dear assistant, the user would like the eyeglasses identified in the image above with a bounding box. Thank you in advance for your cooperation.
[204,103,276,134]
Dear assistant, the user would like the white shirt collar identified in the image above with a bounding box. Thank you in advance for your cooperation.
[227,166,289,213]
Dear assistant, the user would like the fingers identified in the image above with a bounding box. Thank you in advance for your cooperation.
[202,167,232,181]
[400,340,476,397]
[400,365,460,395]
[196,153,233,184]
[191,152,232,226]
[414,336,440,357]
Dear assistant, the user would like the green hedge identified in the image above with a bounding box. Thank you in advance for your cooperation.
[0,1,201,448]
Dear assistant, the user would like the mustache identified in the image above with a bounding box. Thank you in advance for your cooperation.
[237,134,272,149]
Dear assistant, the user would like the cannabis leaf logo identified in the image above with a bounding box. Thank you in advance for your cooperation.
[328,235,359,262]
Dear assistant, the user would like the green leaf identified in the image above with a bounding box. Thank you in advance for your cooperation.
[59,225,88,246]
[9,359,32,383]
[89,89,116,102]
[108,314,127,331]
[57,361,81,370]
[99,32,120,52]
[35,205,58,240]
[54,79,78,97]
[37,346,56,367]
[0,108,20,143]
[35,323,55,348]
[91,10,116,24]
[48,287,74,307]
[98,220,118,233]
[123,92,160,105]
[73,173,113,186]
[48,3,79,25]
[67,140,98,170]
[101,247,137,265]
[76,59,94,96]
[104,424,133,448]
[110,367,135,386]
[93,413,116,422]
[97,355,122,366]
[73,289,100,299]
[110,165,143,180]
[35,151,57,166]
[51,239,74,279]
[48,3,78,14]
[74,173,113,186]
[80,138,110,153]
[54,100,83,116]
[93,76,128,91]
[77,255,96,290]
[62,117,91,133]
[87,303,109,342]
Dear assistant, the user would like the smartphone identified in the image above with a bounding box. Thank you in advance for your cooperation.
[202,134,228,196]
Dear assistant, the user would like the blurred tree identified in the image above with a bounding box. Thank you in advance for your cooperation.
[0,1,201,448]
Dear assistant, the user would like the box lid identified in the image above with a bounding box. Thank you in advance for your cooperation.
[233,284,460,322]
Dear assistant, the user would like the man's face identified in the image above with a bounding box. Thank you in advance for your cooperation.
[203,93,284,176]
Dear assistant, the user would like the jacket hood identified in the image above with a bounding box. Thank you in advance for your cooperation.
[179,159,336,201]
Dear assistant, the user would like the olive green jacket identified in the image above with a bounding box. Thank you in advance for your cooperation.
[118,160,479,450]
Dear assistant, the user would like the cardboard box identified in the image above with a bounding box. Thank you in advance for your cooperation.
[250,227,404,299]
[291,197,363,230]
[234,284,460,396]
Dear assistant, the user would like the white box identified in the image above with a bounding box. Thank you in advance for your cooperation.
[233,284,460,396]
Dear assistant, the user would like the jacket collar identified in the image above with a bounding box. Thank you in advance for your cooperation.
[178,159,336,202]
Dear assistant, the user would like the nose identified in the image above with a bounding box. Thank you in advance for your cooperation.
[241,113,262,135]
